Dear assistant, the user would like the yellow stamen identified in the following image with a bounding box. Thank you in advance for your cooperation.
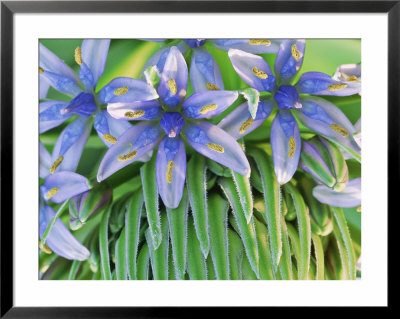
[346,75,360,82]
[125,110,145,119]
[166,161,174,183]
[249,39,271,46]
[114,86,129,96]
[168,78,177,95]
[206,83,220,91]
[288,136,296,158]
[103,133,117,144]
[39,67,44,74]
[239,118,254,134]
[328,83,348,91]
[74,47,83,65]
[207,143,224,153]
[356,206,361,213]
[252,67,268,79]
[291,44,301,61]
[330,124,349,137]
[200,104,217,114]
[49,156,64,174]
[39,241,52,254]
[118,150,137,162]
[45,187,59,200]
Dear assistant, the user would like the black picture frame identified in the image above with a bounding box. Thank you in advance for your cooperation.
[1,0,395,317]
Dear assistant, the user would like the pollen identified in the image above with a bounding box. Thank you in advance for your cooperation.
[288,136,296,158]
[45,187,59,200]
[74,47,83,65]
[39,240,52,254]
[39,67,44,74]
[291,44,301,61]
[252,67,268,79]
[49,156,64,174]
[168,78,177,95]
[207,143,224,153]
[330,124,349,137]
[118,150,137,162]
[103,133,117,144]
[125,110,145,119]
[200,104,217,114]
[239,118,254,134]
[328,83,348,91]
[166,161,174,183]
[206,83,220,90]
[356,205,361,213]
[249,39,271,46]
[346,75,360,82]
[114,86,129,96]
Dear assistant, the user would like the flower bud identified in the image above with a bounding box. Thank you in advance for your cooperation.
[69,183,112,230]
[299,136,348,192]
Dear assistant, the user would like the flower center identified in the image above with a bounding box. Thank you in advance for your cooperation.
[160,112,185,138]
[274,85,302,110]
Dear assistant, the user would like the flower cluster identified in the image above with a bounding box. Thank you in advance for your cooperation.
[39,39,361,279]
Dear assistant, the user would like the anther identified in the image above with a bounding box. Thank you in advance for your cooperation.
[200,104,217,114]
[45,187,59,200]
[125,110,145,119]
[330,124,349,137]
[74,47,83,65]
[39,241,52,254]
[168,78,177,95]
[166,161,174,183]
[49,156,64,174]
[239,118,254,134]
[207,143,224,153]
[118,150,137,161]
[328,83,348,91]
[291,44,301,61]
[346,75,360,82]
[252,67,268,79]
[39,67,44,74]
[114,86,129,96]
[206,83,220,90]
[249,39,271,46]
[288,136,296,158]
[103,134,117,144]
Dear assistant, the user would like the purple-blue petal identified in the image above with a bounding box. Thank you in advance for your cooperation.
[107,100,162,121]
[156,136,186,208]
[81,39,110,86]
[94,110,131,147]
[313,178,361,207]
[39,100,71,133]
[39,141,52,179]
[274,39,305,83]
[211,39,281,54]
[62,92,97,117]
[39,70,82,96]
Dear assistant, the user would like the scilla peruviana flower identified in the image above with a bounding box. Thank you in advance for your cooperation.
[39,40,158,175]
[98,46,250,208]
[219,39,361,185]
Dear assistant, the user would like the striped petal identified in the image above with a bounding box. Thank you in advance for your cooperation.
[297,96,360,156]
[107,100,162,121]
[39,69,82,96]
[39,100,71,133]
[156,136,186,208]
[182,121,250,177]
[228,49,276,92]
[50,117,92,174]
[274,39,305,84]
[313,178,361,208]
[158,46,188,108]
[296,72,359,96]
[217,98,274,139]
[271,110,301,184]
[182,91,238,119]
[39,77,50,99]
[40,171,91,203]
[212,39,280,54]
[81,39,110,86]
[97,122,163,182]
[190,48,224,93]
[98,77,159,104]
[39,203,90,260]
[94,110,131,147]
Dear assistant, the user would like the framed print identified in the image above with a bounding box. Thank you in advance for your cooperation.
[1,0,395,316]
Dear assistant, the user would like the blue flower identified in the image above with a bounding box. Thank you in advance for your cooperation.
[219,40,361,184]
[98,47,249,208]
[39,40,157,174]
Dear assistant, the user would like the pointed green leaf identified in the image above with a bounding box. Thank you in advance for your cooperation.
[115,228,127,280]
[247,147,281,272]
[206,257,216,280]
[254,218,275,279]
[206,158,232,177]
[187,153,210,256]
[136,243,151,280]
[166,189,189,280]
[208,194,229,280]
[219,177,259,277]
[99,206,112,280]
[141,153,162,249]
[311,233,325,280]
[228,229,244,280]
[231,170,254,223]
[187,217,208,280]
[279,217,293,280]
[68,260,81,280]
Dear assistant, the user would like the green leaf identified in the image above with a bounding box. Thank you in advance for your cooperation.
[136,243,151,280]
[125,190,144,280]
[285,222,301,279]
[99,206,112,280]
[331,207,356,280]
[68,260,81,280]
[279,218,294,280]
[240,88,260,119]
[206,257,217,280]
[311,233,325,280]
[219,177,259,277]
[141,153,162,249]
[187,217,208,280]
[144,65,161,88]
[187,153,210,256]
[283,182,312,280]
[115,228,127,280]
[166,188,189,280]
[231,170,254,223]
[253,218,275,279]
[206,158,232,177]
[146,213,169,280]
[208,194,230,280]
[247,147,281,271]
[228,230,244,280]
